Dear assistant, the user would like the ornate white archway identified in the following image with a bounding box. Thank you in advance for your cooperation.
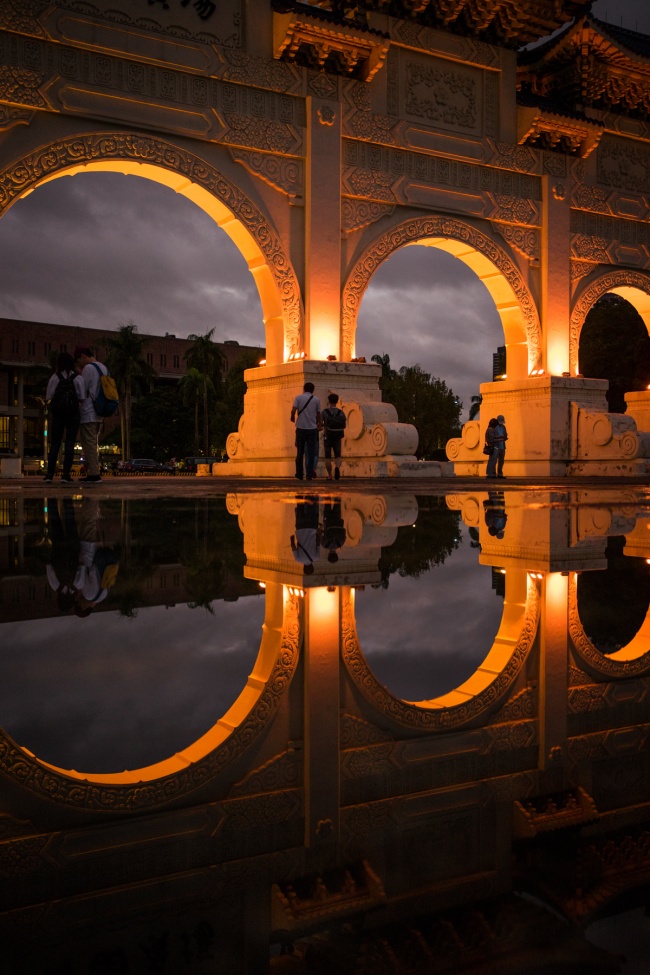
[341,216,542,380]
[0,132,303,364]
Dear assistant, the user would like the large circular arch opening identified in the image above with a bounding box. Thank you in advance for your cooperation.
[0,136,303,363]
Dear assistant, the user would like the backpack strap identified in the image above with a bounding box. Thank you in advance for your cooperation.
[296,394,314,416]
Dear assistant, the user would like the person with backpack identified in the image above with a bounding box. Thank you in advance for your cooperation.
[74,345,117,484]
[44,351,84,484]
[321,392,347,480]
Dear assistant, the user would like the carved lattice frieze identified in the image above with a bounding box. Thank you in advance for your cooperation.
[598,138,650,196]
[342,215,542,365]
[0,32,305,154]
[342,140,541,212]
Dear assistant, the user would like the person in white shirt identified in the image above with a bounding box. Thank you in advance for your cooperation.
[290,382,321,480]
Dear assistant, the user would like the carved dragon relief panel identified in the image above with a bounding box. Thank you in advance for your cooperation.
[340,580,540,732]
[569,268,650,375]
[597,137,650,197]
[405,58,478,132]
[342,214,542,365]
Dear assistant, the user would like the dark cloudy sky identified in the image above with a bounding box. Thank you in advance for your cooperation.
[0,0,646,418]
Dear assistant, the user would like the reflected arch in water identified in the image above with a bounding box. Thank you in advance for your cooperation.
[341,570,540,730]
[341,215,542,379]
[0,133,302,363]
[569,573,650,678]
[0,584,300,808]
[570,269,650,376]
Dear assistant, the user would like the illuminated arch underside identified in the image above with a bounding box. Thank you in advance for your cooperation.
[0,587,300,806]
[568,574,650,677]
[570,270,650,375]
[341,216,541,379]
[0,133,303,363]
[341,573,540,729]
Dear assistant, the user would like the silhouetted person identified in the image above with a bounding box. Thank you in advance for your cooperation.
[321,392,347,480]
[290,496,321,574]
[492,414,508,478]
[44,351,84,484]
[321,499,346,563]
[483,490,507,539]
[46,497,81,612]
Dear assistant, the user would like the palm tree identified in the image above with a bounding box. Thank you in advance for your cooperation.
[179,367,214,455]
[184,329,224,455]
[371,353,397,383]
[468,394,482,421]
[106,323,156,460]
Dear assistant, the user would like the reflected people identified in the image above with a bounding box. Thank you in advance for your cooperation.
[46,497,81,612]
[290,496,321,574]
[483,490,507,539]
[75,498,119,616]
[45,497,119,616]
[321,499,346,563]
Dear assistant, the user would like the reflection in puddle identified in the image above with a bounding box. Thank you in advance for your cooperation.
[1,488,650,974]
[356,533,504,703]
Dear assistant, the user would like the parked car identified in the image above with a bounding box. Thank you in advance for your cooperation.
[182,456,219,472]
[123,458,175,474]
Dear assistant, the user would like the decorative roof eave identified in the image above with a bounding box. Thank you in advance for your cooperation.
[273,1,592,49]
[273,8,390,82]
[520,16,650,75]
[517,102,604,157]
[518,15,650,119]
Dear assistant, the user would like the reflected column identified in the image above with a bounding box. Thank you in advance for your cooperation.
[304,586,340,849]
[539,573,569,771]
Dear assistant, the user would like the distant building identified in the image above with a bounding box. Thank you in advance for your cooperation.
[0,318,264,456]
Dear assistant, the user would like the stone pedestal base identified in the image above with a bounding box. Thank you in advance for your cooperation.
[0,456,22,479]
[213,359,448,478]
[446,376,650,477]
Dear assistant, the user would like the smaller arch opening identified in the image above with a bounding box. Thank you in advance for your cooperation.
[579,291,650,412]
